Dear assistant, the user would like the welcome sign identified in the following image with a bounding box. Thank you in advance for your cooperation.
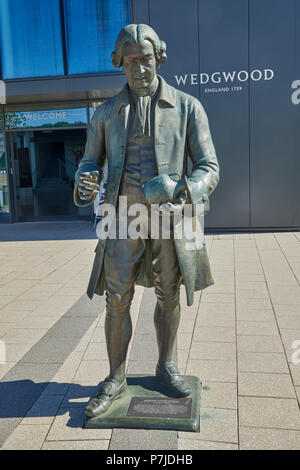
[6,108,87,129]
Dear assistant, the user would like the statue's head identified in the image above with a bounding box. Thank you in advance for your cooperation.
[111,24,167,92]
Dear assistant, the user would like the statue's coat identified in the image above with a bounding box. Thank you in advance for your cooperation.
[74,76,219,306]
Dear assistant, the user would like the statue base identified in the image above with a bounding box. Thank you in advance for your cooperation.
[84,374,201,432]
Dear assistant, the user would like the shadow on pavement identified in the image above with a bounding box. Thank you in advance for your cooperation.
[0,221,97,242]
[0,376,192,428]
[0,379,100,427]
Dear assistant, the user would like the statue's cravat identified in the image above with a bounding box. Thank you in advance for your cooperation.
[129,77,159,139]
[132,95,151,137]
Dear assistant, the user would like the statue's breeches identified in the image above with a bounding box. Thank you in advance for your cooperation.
[104,221,182,317]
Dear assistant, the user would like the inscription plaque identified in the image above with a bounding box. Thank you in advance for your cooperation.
[127,397,192,419]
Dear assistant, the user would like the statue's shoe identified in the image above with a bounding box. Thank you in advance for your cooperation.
[85,377,127,418]
[156,362,192,398]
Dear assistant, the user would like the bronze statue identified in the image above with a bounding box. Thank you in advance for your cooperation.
[74,24,219,418]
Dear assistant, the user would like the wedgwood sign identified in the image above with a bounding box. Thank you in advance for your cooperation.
[174,68,274,94]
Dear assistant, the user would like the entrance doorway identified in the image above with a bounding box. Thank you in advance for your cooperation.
[7,128,91,219]
[0,132,9,220]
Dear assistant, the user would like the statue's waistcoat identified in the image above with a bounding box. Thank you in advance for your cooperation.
[118,86,159,205]
[119,135,158,205]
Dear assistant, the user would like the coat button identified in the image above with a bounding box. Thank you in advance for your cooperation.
[169,173,180,182]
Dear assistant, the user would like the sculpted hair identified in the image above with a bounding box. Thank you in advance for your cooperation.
[111,24,167,68]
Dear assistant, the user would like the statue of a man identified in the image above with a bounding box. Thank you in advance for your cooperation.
[74,24,219,418]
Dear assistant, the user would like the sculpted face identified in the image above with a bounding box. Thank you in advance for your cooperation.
[122,40,157,92]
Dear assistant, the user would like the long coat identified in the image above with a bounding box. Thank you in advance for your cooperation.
[74,75,219,306]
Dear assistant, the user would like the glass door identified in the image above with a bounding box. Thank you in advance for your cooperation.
[0,131,11,221]
[4,103,93,221]
[6,128,92,220]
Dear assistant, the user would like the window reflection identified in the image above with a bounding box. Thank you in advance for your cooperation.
[0,0,64,79]
[63,0,129,74]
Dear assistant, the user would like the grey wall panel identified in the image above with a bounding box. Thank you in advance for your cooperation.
[295,0,300,226]
[148,0,200,99]
[198,0,250,228]
[131,0,149,24]
[249,0,300,228]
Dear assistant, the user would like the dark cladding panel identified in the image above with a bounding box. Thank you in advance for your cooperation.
[148,0,200,99]
[250,0,300,228]
[197,0,250,228]
[131,0,149,24]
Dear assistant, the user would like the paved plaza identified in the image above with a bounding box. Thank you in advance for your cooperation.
[0,222,299,450]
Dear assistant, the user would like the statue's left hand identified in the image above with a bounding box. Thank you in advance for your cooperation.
[159,180,187,214]
[142,174,186,205]
[172,179,187,204]
[159,192,186,214]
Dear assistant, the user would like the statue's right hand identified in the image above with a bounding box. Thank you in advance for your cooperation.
[78,171,100,201]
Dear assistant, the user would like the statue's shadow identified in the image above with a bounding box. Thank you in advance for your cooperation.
[126,375,186,398]
[0,379,100,428]
[0,375,180,429]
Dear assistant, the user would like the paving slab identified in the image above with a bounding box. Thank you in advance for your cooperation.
[239,426,300,450]
[277,317,300,329]
[237,335,284,353]
[73,360,109,383]
[238,372,296,399]
[178,407,238,444]
[236,309,275,322]
[193,325,236,343]
[237,352,289,374]
[189,341,236,361]
[273,305,300,317]
[238,396,300,430]
[196,310,235,327]
[19,315,59,329]
[237,321,279,336]
[82,342,107,361]
[42,439,110,450]
[186,359,237,383]
[109,429,177,450]
[1,424,50,450]
[21,393,65,425]
[46,407,112,441]
[0,363,14,380]
[1,328,48,345]
[178,439,238,450]
[127,360,158,375]
[201,381,237,409]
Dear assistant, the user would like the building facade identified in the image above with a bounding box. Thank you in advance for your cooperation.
[0,0,299,229]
